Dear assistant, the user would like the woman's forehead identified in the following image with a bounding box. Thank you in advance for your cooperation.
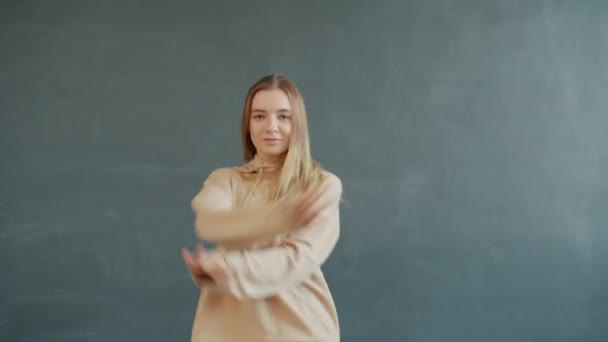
[251,89,291,111]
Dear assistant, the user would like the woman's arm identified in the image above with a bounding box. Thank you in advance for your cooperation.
[191,168,293,242]
[200,173,343,300]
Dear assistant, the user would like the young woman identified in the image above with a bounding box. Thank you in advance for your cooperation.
[181,74,343,342]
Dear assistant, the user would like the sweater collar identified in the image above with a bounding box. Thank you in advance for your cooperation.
[235,154,284,174]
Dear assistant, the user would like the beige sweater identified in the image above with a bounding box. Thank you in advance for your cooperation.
[189,155,342,342]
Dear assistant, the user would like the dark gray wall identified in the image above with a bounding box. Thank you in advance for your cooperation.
[2,0,607,341]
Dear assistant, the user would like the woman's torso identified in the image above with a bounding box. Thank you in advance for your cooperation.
[191,167,340,342]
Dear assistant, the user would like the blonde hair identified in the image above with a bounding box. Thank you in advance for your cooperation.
[240,74,324,199]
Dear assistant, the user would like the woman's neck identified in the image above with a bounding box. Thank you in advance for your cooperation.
[256,153,286,166]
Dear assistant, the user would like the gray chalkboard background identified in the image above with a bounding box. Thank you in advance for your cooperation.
[2,1,607,341]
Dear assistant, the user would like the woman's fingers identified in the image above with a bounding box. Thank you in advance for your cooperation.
[182,248,194,267]
[196,243,205,257]
[182,247,205,276]
[183,246,222,286]
[205,262,222,278]
[196,250,227,280]
[300,197,318,225]
[293,188,329,226]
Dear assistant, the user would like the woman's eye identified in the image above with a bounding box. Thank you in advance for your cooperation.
[253,114,264,119]
[279,115,290,120]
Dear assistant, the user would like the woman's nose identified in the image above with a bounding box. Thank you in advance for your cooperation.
[265,118,279,132]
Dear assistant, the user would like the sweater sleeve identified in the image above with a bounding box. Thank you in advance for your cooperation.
[205,173,343,300]
[191,168,292,242]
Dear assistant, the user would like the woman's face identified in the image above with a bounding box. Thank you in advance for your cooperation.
[249,89,292,162]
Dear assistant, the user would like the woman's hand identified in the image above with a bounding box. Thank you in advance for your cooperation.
[182,244,228,285]
[182,244,214,284]
[291,186,332,226]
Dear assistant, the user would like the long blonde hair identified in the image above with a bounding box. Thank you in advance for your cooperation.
[240,74,324,199]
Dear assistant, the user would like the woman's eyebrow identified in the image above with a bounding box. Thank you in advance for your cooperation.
[251,108,290,113]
